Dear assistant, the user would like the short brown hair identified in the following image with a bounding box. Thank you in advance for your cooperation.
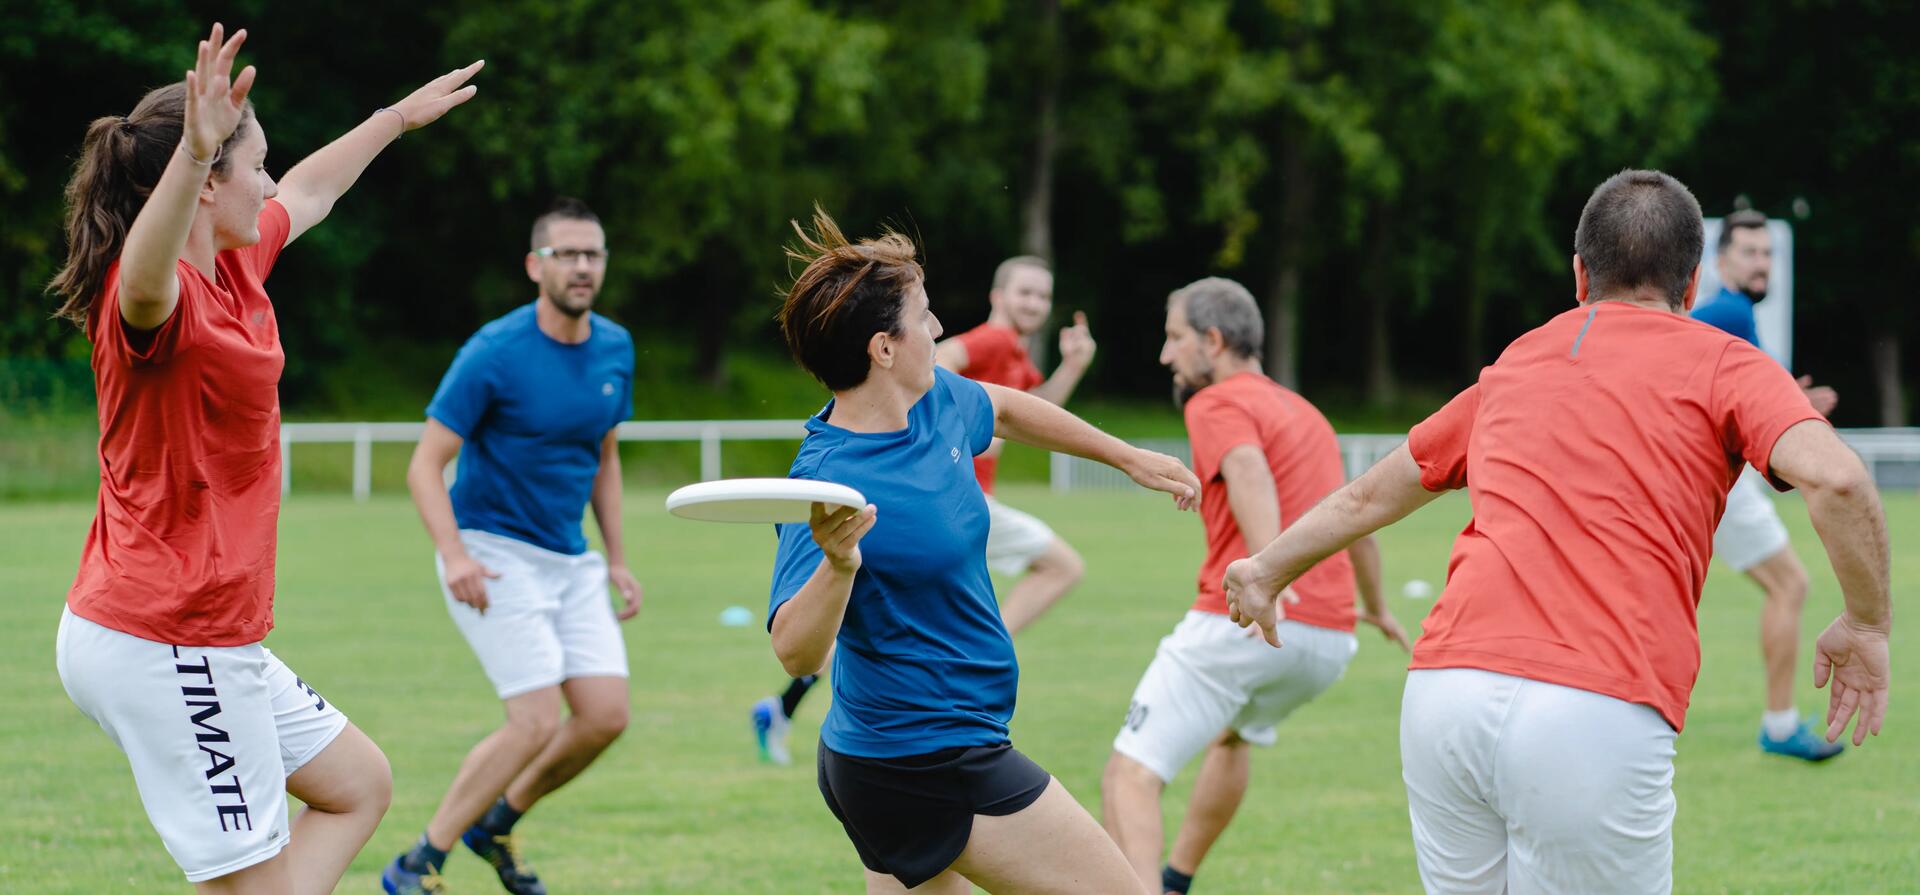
[1573,169,1703,310]
[1716,208,1767,253]
[530,196,600,250]
[991,255,1049,290]
[779,206,924,391]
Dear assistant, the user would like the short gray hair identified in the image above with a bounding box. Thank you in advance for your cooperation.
[1169,277,1263,359]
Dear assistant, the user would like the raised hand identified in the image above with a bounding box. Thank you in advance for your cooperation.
[1797,375,1839,417]
[810,501,877,574]
[1125,447,1201,511]
[182,23,256,162]
[1058,311,1097,370]
[1813,614,1890,746]
[384,60,485,134]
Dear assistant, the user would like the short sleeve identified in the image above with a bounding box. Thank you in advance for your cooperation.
[954,326,1005,377]
[939,367,996,455]
[425,336,497,439]
[767,519,827,630]
[1712,342,1823,489]
[1408,385,1480,492]
[1184,394,1262,482]
[233,200,292,283]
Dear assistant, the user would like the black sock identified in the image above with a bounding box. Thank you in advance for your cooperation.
[479,795,524,835]
[1162,865,1194,894]
[780,675,818,719]
[402,835,449,874]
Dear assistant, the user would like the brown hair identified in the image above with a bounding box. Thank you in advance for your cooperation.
[48,82,255,326]
[991,254,1049,290]
[1716,208,1767,253]
[778,206,924,391]
[1573,169,1703,310]
[531,196,601,250]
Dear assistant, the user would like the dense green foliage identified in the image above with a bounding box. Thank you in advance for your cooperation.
[2,1,1914,421]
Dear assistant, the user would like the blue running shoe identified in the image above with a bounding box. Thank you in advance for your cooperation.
[752,695,792,766]
[381,854,449,894]
[1759,721,1845,762]
[462,827,548,895]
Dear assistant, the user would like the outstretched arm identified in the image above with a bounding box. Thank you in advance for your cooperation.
[277,60,483,244]
[1225,444,1441,646]
[984,383,1198,510]
[1767,419,1891,745]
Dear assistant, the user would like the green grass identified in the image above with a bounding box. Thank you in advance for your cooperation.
[0,486,1913,893]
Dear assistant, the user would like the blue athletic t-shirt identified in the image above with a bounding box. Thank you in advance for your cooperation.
[767,367,1011,758]
[426,302,634,555]
[1691,286,1761,348]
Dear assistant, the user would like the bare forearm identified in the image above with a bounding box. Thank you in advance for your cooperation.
[118,148,210,307]
[1348,535,1386,616]
[1028,362,1089,407]
[406,459,468,561]
[1805,476,1892,629]
[589,452,627,566]
[989,384,1130,467]
[770,561,857,676]
[1251,445,1438,586]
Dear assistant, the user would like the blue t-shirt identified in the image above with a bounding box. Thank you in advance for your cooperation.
[1692,286,1761,348]
[426,303,634,555]
[768,367,1011,758]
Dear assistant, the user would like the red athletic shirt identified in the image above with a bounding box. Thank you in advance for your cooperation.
[1406,302,1824,730]
[953,322,1043,493]
[68,200,292,646]
[1187,372,1356,631]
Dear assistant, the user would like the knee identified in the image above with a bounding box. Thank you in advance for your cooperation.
[1101,751,1162,799]
[578,702,629,746]
[1043,540,1086,584]
[1766,566,1809,609]
[363,745,395,815]
[506,709,563,749]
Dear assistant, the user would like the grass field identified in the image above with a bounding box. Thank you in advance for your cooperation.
[1,485,1912,893]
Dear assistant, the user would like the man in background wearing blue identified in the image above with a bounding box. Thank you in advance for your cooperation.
[383,198,643,894]
[1693,208,1844,761]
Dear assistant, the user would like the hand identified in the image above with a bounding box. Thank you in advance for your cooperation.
[182,24,256,162]
[609,564,643,621]
[1361,607,1413,653]
[810,502,877,575]
[1813,614,1890,746]
[1058,311,1096,370]
[443,552,500,614]
[385,60,485,134]
[1125,448,1201,511]
[1797,376,1839,417]
[1223,557,1295,647]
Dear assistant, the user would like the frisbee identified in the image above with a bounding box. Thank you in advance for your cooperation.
[665,477,867,524]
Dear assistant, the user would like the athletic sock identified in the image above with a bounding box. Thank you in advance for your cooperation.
[781,675,818,719]
[1762,708,1800,740]
[479,795,525,835]
[1162,865,1194,894]
[402,835,450,873]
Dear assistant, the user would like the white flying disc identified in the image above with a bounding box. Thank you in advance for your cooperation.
[665,477,867,524]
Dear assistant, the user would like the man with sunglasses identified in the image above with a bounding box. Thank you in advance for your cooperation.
[384,197,641,895]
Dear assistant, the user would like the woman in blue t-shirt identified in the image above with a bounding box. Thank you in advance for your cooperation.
[767,208,1201,894]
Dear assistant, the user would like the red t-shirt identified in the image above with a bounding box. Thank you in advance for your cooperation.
[953,323,1043,493]
[1406,302,1824,730]
[68,200,292,646]
[1187,372,1356,631]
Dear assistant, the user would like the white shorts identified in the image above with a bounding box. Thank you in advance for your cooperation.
[440,529,629,699]
[1112,611,1357,782]
[1713,467,1791,572]
[1401,668,1677,895]
[984,496,1057,575]
[55,607,348,882]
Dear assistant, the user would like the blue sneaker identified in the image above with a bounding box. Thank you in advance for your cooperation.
[1759,721,1845,762]
[461,827,547,895]
[381,854,449,894]
[751,696,792,766]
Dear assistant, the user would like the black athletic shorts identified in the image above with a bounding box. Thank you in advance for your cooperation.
[817,740,1052,887]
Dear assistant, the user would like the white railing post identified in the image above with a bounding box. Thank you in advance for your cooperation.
[352,425,373,502]
[1050,451,1071,493]
[281,430,293,496]
[700,425,722,481]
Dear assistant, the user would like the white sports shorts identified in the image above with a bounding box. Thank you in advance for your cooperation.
[439,529,629,699]
[1401,668,1677,895]
[1113,611,1357,782]
[983,496,1058,575]
[1713,467,1791,572]
[56,607,348,882]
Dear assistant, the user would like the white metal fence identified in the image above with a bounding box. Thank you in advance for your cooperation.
[283,421,1920,501]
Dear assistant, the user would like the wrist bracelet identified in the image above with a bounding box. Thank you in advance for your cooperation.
[376,107,406,139]
[180,143,214,166]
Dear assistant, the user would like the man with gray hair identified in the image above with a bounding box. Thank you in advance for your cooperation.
[1102,277,1404,895]
[1223,170,1890,892]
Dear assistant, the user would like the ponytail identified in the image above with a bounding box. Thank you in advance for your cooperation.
[47,82,251,327]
